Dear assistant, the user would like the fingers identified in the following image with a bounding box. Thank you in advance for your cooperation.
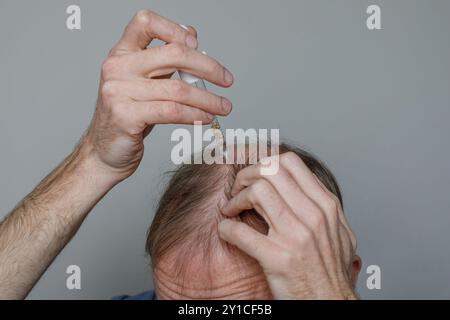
[279,153,340,219]
[102,12,234,88]
[230,164,261,196]
[231,161,328,233]
[134,100,214,125]
[113,10,197,53]
[108,79,232,116]
[221,179,300,233]
[124,44,234,87]
[179,24,198,38]
[229,152,354,250]
[219,151,358,299]
[185,25,198,38]
[232,152,340,224]
[218,219,280,263]
[313,175,357,251]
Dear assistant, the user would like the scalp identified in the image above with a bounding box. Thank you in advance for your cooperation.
[146,142,342,294]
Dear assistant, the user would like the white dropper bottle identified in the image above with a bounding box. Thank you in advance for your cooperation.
[177,25,226,158]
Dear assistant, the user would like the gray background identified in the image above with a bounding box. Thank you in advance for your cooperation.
[1,0,449,299]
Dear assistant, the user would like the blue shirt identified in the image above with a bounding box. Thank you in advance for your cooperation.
[113,290,156,300]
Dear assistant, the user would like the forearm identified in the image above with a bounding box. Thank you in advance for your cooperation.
[0,138,118,299]
[0,9,227,300]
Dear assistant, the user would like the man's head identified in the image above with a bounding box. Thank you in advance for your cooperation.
[146,143,357,299]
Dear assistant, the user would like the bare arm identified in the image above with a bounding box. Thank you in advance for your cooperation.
[0,9,233,299]
[0,140,117,299]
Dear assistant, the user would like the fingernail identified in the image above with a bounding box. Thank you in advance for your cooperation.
[186,34,197,49]
[179,24,189,31]
[224,68,234,85]
[222,98,232,114]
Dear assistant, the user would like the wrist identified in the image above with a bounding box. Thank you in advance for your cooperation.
[20,136,123,222]
[73,136,127,191]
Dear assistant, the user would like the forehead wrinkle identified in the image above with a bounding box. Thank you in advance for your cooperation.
[153,250,270,299]
[154,262,266,292]
[155,276,270,300]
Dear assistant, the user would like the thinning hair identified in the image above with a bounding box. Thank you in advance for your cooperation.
[146,143,342,283]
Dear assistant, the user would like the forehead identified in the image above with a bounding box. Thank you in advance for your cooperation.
[153,244,271,299]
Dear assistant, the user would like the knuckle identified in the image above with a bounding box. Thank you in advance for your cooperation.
[101,56,122,79]
[166,43,186,60]
[309,211,326,231]
[107,47,121,57]
[100,80,120,101]
[170,80,189,98]
[281,151,301,166]
[135,9,154,27]
[250,180,271,203]
[298,227,314,246]
[165,101,182,120]
[235,169,246,184]
[277,250,296,273]
[169,24,185,42]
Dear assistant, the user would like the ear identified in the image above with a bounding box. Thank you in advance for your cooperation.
[350,255,362,286]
